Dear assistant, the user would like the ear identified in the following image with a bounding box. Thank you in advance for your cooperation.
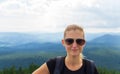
[61,39,65,46]
[83,41,86,47]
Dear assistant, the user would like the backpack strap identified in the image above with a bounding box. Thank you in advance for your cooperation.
[53,56,64,74]
[85,59,95,74]
[54,57,95,74]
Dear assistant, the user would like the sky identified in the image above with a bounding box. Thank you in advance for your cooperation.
[0,0,120,33]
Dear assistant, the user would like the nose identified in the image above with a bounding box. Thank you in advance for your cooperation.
[72,40,77,48]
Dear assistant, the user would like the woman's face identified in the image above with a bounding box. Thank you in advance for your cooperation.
[62,29,85,57]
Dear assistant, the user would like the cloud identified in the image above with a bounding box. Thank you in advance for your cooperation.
[0,0,120,33]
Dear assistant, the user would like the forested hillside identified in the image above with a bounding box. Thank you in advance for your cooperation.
[0,63,120,74]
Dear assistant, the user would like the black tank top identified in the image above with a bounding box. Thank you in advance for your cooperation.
[46,57,98,74]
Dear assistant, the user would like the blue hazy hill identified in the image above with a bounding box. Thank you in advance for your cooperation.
[89,34,120,45]
[0,32,63,46]
[0,32,120,70]
[0,32,120,54]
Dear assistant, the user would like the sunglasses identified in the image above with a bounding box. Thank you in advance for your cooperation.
[65,38,85,45]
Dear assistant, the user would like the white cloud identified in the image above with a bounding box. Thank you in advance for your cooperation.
[85,27,120,33]
[0,0,120,33]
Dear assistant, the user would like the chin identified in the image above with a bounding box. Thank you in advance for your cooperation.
[71,53,80,57]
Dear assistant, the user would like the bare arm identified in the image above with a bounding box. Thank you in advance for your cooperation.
[32,63,50,74]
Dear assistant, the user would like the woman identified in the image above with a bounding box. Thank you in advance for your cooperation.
[32,24,99,74]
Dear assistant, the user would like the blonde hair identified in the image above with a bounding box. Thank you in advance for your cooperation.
[64,24,85,38]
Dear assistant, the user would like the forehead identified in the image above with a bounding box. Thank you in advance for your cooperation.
[65,30,84,39]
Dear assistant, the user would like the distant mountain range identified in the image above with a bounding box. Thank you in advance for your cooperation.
[89,34,120,44]
[0,32,106,45]
[0,32,120,53]
[0,32,119,47]
[86,34,120,48]
[0,32,120,70]
[0,32,63,47]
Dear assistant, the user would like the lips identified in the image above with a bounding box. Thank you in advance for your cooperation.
[71,48,78,51]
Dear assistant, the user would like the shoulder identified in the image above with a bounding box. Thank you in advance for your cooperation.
[33,57,57,74]
[46,56,64,66]
[46,57,56,70]
[83,59,99,74]
[46,56,65,74]
[46,56,64,74]
[83,59,94,65]
[83,58,96,69]
[32,63,49,74]
[46,57,56,65]
[83,59,95,70]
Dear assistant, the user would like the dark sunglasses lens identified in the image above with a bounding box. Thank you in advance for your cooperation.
[76,39,85,45]
[65,39,74,45]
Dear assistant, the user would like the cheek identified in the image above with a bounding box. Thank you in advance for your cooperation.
[65,45,71,51]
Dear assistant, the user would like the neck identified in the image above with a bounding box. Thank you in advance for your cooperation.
[65,55,82,66]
